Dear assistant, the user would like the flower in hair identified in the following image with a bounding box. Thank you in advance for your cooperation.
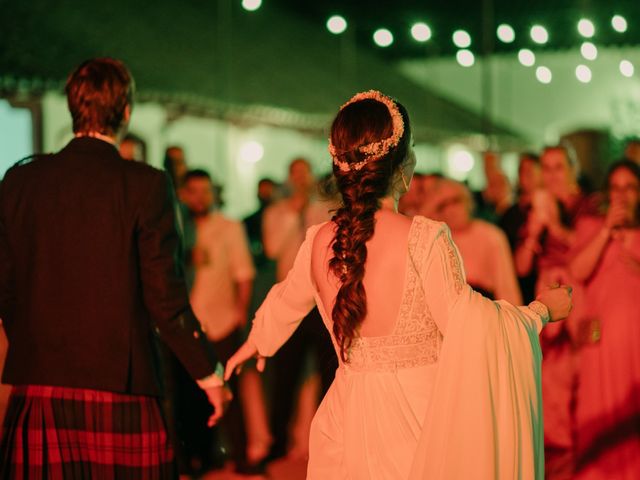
[328,90,405,173]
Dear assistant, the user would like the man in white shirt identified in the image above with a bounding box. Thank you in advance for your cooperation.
[261,158,338,460]
[181,169,259,475]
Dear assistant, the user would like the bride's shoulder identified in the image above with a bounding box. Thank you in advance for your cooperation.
[310,221,334,248]
[411,215,448,235]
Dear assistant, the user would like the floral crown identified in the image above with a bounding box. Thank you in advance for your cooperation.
[328,90,405,173]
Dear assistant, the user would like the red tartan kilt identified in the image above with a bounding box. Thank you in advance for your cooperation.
[0,385,176,479]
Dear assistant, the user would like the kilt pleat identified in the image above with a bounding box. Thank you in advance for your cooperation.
[0,386,176,479]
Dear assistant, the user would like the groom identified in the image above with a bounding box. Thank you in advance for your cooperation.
[0,58,228,477]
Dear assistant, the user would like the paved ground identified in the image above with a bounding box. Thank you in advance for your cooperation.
[199,457,307,480]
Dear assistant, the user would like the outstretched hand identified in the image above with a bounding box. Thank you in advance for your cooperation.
[224,340,266,381]
[536,283,573,322]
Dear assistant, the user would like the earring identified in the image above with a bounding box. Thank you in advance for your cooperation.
[400,171,410,192]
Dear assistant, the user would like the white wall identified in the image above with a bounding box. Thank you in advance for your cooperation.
[39,93,459,218]
[4,91,505,202]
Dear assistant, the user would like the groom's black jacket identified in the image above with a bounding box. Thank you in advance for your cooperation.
[0,137,216,396]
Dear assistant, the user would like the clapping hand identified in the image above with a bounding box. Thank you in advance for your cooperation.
[224,340,267,381]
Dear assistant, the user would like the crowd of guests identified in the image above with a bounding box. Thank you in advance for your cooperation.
[125,139,639,480]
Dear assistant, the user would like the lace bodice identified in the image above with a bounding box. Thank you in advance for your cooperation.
[346,217,443,372]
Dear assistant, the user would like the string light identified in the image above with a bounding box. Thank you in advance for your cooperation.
[580,42,598,61]
[575,65,592,83]
[577,19,595,38]
[536,66,552,84]
[497,24,515,43]
[620,60,635,78]
[327,15,347,34]
[518,49,536,67]
[612,15,628,33]
[453,30,471,48]
[411,22,432,42]
[530,25,549,44]
[456,49,475,67]
[241,0,262,12]
[373,28,394,47]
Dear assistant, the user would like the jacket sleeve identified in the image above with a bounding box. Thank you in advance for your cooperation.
[137,170,216,380]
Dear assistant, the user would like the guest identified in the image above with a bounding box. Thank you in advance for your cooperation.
[399,172,443,219]
[164,145,188,190]
[475,151,514,223]
[570,160,640,479]
[161,145,195,285]
[119,132,147,163]
[499,153,543,302]
[0,57,228,478]
[624,139,640,166]
[181,169,260,476]
[242,178,277,464]
[262,158,337,460]
[515,144,596,479]
[398,172,426,216]
[433,178,522,304]
[244,178,277,268]
[416,173,444,218]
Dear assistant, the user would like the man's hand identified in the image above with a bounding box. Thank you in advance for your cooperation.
[203,385,233,427]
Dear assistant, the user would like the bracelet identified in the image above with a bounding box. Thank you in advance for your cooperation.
[528,300,551,324]
[197,362,225,389]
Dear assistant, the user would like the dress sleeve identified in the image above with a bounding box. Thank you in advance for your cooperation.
[248,224,322,356]
[421,222,548,336]
[409,221,548,480]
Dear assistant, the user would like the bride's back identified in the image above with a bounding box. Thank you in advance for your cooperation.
[311,210,413,338]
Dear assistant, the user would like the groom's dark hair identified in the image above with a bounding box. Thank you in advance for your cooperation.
[65,57,135,136]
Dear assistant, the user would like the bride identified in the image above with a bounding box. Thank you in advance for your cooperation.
[225,90,572,479]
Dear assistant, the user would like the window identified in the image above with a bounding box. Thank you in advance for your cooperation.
[0,99,34,178]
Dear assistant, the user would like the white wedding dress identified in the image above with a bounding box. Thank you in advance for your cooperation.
[248,216,547,479]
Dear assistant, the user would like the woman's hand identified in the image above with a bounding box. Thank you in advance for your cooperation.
[536,284,573,322]
[224,340,267,381]
[526,210,546,240]
[605,201,629,230]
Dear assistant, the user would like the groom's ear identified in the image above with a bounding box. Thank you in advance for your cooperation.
[123,104,131,124]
